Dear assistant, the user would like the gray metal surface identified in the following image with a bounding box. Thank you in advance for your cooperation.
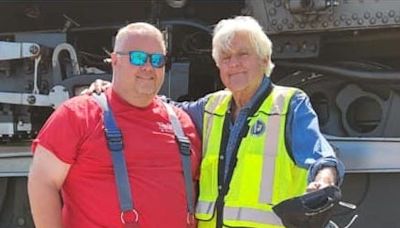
[247,0,400,34]
[327,135,400,173]
[0,41,40,61]
[270,34,320,59]
[335,173,400,228]
[0,87,69,107]
[0,150,31,177]
[15,32,66,48]
[159,62,190,100]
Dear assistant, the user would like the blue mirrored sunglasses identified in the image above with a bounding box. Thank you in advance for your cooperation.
[116,50,166,68]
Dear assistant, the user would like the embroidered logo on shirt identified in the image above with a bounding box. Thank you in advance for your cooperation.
[250,119,266,136]
[157,122,173,133]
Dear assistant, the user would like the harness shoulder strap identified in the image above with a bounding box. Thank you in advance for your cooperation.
[92,93,138,225]
[163,102,195,219]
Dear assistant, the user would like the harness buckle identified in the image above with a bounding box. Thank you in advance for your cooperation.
[105,129,124,151]
[120,209,139,224]
[176,135,191,156]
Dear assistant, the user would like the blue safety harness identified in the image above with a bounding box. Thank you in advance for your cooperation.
[92,93,195,227]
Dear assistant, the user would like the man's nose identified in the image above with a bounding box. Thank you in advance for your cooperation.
[141,58,154,71]
[228,55,240,67]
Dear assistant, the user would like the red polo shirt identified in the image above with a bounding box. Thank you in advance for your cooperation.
[32,89,201,228]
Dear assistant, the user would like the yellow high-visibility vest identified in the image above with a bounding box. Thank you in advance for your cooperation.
[196,86,308,228]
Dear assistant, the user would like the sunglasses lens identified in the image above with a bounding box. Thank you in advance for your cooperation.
[129,51,165,68]
[130,51,147,66]
[151,54,165,68]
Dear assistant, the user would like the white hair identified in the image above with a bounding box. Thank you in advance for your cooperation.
[212,16,275,76]
[114,22,166,53]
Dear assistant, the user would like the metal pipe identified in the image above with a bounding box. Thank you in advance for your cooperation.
[161,20,212,34]
[52,43,81,84]
[276,61,400,82]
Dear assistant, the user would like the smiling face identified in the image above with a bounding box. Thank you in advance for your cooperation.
[111,26,166,106]
[217,32,268,98]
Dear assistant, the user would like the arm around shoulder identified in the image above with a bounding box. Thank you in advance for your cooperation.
[170,96,209,135]
[28,144,71,228]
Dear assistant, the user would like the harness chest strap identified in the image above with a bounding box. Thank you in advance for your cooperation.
[92,93,194,226]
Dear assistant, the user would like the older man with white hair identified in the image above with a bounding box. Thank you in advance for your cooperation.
[179,16,344,228]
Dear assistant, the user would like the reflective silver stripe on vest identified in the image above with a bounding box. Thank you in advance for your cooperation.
[203,93,229,157]
[196,200,216,215]
[259,91,287,204]
[224,206,283,226]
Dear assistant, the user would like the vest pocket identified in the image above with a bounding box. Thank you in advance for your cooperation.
[227,133,279,206]
[199,156,219,201]
[226,136,266,205]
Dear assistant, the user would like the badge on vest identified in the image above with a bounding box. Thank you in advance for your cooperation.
[250,119,266,136]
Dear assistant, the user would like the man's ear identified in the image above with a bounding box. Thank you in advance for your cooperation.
[111,53,118,66]
[263,56,269,66]
[261,56,269,73]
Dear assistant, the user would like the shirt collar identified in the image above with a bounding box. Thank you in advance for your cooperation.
[242,76,271,110]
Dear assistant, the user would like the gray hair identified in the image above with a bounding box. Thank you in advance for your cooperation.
[212,16,274,76]
[114,22,166,53]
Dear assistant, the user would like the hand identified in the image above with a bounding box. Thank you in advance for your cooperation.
[306,167,337,192]
[80,79,111,95]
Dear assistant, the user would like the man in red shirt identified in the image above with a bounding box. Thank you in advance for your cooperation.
[28,22,201,228]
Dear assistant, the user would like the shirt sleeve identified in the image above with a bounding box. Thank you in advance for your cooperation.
[287,91,345,185]
[31,100,88,164]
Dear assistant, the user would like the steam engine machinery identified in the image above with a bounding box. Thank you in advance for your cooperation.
[0,1,399,227]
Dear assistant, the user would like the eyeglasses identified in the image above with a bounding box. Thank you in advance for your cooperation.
[116,50,166,68]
